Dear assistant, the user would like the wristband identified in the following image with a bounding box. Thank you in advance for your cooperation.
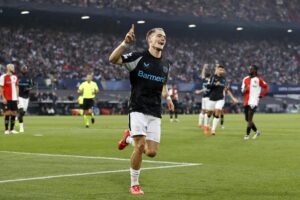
[167,96,171,101]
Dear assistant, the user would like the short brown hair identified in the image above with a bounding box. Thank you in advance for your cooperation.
[146,28,165,43]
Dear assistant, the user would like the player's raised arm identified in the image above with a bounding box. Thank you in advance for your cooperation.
[109,24,135,65]
[201,64,208,79]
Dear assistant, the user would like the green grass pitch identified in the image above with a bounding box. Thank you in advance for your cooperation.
[0,114,300,200]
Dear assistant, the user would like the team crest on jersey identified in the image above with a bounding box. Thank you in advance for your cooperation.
[163,66,168,73]
[143,62,150,68]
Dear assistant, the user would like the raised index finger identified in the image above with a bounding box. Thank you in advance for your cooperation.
[130,24,135,33]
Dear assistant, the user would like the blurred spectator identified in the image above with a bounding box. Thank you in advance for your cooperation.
[0,26,299,85]
[19,0,300,23]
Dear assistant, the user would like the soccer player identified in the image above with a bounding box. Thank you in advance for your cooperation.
[17,65,34,133]
[0,64,19,134]
[241,65,268,140]
[195,64,211,128]
[109,24,174,195]
[169,84,179,122]
[204,65,238,135]
[78,73,99,128]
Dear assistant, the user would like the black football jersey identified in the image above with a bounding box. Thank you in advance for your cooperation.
[18,74,34,98]
[207,74,227,101]
[121,50,170,118]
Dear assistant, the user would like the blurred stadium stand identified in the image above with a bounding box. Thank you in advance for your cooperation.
[0,0,299,114]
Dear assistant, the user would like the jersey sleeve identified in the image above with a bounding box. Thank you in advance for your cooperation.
[259,78,268,97]
[78,83,84,91]
[0,75,4,86]
[121,52,143,72]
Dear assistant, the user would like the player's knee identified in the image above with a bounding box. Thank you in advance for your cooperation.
[135,142,146,153]
[145,150,157,158]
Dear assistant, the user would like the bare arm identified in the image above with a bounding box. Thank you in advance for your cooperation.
[162,83,174,111]
[109,24,135,65]
[0,86,6,104]
[201,64,208,79]
[226,89,238,104]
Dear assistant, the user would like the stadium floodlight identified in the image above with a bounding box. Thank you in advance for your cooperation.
[81,16,90,20]
[188,24,196,28]
[287,29,293,33]
[137,20,145,24]
[20,11,30,15]
[236,27,243,31]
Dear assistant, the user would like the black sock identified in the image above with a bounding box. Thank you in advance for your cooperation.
[246,127,251,135]
[252,123,257,132]
[10,116,16,131]
[5,116,10,130]
[220,114,224,125]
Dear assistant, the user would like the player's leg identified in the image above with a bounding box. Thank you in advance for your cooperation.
[9,101,18,134]
[199,97,207,128]
[220,109,224,129]
[174,100,179,122]
[248,107,260,139]
[211,109,221,135]
[211,100,225,135]
[204,100,216,134]
[118,114,134,150]
[17,97,27,133]
[91,108,95,124]
[144,115,161,157]
[82,99,90,127]
[169,108,173,122]
[244,106,250,140]
[3,103,10,134]
[127,112,147,195]
[129,135,145,195]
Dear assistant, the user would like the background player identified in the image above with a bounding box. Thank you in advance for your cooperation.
[78,73,99,128]
[204,65,238,135]
[17,65,34,133]
[195,64,211,128]
[242,65,268,140]
[0,64,19,134]
[109,24,174,195]
[169,84,179,122]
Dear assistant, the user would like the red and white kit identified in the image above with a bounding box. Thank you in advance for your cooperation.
[0,74,19,100]
[241,76,268,106]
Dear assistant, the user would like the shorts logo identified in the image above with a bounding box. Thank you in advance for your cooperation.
[163,66,168,73]
[143,62,150,68]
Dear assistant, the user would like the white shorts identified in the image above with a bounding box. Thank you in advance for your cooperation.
[18,97,30,112]
[207,99,225,111]
[201,97,210,110]
[129,112,161,143]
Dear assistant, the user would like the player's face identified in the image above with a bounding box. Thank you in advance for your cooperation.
[7,64,15,73]
[249,66,256,76]
[86,74,93,81]
[148,30,166,51]
[216,67,225,76]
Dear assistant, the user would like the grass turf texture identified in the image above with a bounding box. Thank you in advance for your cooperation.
[0,114,299,200]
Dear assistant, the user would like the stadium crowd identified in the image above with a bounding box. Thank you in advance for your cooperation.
[0,26,299,85]
[19,0,300,23]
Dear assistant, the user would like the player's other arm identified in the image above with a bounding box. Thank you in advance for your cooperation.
[225,84,238,104]
[194,88,208,94]
[162,83,174,111]
[259,78,269,98]
[109,24,135,65]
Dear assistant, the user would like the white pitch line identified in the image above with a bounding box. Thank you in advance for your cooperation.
[0,163,201,184]
[0,151,201,165]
